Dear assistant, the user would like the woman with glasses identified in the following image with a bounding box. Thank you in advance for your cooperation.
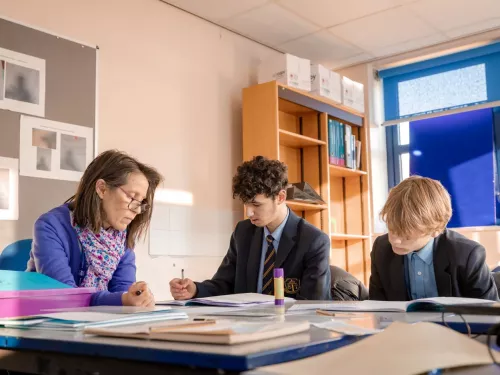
[27,150,163,306]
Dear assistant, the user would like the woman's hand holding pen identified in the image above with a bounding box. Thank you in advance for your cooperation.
[122,281,155,307]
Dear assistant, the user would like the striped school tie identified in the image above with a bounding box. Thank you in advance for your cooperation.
[262,234,276,295]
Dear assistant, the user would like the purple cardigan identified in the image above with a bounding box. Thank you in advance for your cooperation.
[26,204,136,306]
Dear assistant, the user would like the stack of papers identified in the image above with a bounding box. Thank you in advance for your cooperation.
[0,306,188,331]
[157,293,294,308]
[288,297,494,313]
[85,319,310,345]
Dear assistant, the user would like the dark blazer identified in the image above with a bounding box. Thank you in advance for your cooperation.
[369,229,498,301]
[195,210,332,300]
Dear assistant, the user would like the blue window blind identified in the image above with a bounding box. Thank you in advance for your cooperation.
[409,109,496,227]
[379,42,500,123]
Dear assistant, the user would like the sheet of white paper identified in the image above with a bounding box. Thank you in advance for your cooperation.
[0,47,46,117]
[42,306,172,313]
[247,322,500,375]
[313,320,382,336]
[39,312,153,323]
[0,156,18,220]
[193,294,294,307]
[159,294,294,308]
[31,311,188,329]
[415,297,495,305]
[289,298,493,313]
[202,307,284,318]
[176,306,247,315]
[288,301,407,312]
[198,293,276,304]
[20,115,93,181]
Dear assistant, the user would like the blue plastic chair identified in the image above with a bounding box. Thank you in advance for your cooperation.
[0,239,33,271]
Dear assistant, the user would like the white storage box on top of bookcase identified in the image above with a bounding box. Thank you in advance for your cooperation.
[258,53,311,91]
[310,64,342,103]
[342,76,365,113]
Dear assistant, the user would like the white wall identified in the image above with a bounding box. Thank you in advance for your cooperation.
[0,0,280,299]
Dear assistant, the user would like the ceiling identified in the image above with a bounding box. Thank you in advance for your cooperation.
[161,0,500,69]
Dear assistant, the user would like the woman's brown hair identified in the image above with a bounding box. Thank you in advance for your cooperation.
[67,150,163,249]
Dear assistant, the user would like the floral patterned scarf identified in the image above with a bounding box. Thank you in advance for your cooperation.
[71,212,127,291]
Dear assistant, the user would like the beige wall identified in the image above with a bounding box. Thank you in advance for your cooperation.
[0,0,280,299]
[339,30,500,269]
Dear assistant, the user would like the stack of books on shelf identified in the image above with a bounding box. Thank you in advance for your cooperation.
[328,118,361,170]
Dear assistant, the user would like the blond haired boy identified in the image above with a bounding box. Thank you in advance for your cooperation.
[369,176,498,301]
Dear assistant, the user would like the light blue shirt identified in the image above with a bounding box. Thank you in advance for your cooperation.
[406,238,438,300]
[257,210,289,293]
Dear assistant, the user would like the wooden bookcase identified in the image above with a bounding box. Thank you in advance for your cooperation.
[242,81,372,284]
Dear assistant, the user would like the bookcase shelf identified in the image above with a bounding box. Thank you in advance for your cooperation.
[243,80,372,285]
[279,129,326,148]
[286,200,328,212]
[277,83,364,124]
[331,233,370,241]
[329,164,368,178]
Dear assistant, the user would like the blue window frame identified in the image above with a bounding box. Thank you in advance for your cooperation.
[386,123,409,189]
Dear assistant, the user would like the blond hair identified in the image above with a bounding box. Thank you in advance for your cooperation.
[380,176,452,237]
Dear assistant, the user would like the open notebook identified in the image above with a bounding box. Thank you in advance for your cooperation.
[157,293,294,308]
[0,306,188,331]
[85,319,310,345]
[288,297,495,313]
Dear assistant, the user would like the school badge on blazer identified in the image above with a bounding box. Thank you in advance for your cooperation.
[284,278,300,294]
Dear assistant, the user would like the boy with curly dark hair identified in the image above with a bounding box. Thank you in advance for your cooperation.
[169,156,332,300]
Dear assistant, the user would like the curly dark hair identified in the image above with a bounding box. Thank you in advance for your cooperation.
[232,156,288,203]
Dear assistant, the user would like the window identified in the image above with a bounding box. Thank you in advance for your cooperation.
[397,64,487,117]
[382,42,500,226]
[379,42,500,123]
[386,109,498,227]
[386,122,409,188]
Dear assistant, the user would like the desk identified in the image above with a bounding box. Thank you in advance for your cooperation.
[0,331,354,375]
[0,317,357,374]
[0,306,499,374]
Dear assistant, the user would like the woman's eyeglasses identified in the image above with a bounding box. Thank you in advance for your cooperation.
[118,186,149,214]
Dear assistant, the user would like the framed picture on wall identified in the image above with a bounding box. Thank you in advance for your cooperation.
[19,115,93,182]
[0,47,46,117]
